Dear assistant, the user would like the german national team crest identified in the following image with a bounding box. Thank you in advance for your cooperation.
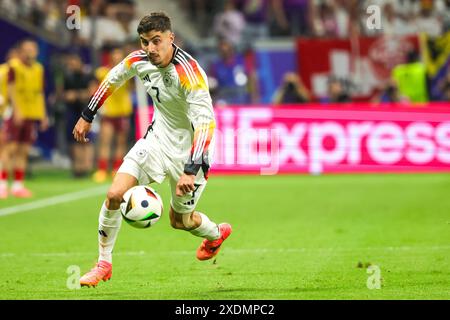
[136,149,147,158]
[163,72,173,87]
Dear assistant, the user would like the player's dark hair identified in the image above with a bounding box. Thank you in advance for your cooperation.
[137,12,172,34]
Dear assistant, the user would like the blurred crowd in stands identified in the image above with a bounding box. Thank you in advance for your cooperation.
[1,0,449,44]
[1,0,448,43]
[0,0,449,104]
[0,0,449,183]
[186,0,449,41]
[0,0,449,106]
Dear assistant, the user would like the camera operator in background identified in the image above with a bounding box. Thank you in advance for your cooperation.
[321,76,351,103]
[273,72,311,105]
[373,79,409,104]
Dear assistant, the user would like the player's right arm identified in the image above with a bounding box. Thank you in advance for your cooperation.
[73,50,146,143]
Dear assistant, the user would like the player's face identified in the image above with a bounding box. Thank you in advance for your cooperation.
[139,30,174,67]
[67,55,82,71]
[20,41,38,63]
[218,41,233,59]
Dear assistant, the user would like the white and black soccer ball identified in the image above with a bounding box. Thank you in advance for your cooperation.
[120,186,163,229]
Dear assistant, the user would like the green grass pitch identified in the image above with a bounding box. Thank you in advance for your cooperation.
[0,171,449,299]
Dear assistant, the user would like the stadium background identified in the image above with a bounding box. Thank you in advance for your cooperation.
[0,0,449,300]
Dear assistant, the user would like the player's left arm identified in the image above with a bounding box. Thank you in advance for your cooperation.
[176,70,215,196]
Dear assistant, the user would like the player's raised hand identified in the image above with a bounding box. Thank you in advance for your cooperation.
[72,117,92,143]
[176,174,195,196]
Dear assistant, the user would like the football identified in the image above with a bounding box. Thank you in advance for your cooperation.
[120,185,163,228]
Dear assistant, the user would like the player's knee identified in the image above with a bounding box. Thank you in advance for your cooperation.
[169,214,184,229]
[169,217,184,229]
[169,213,183,230]
[181,213,197,230]
[169,207,194,230]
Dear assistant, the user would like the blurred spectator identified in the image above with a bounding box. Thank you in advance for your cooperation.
[92,47,132,183]
[439,0,450,32]
[392,50,428,103]
[49,53,72,168]
[42,0,63,32]
[438,68,450,101]
[415,0,443,37]
[213,0,246,48]
[209,39,259,105]
[0,0,447,117]
[1,39,48,198]
[79,0,140,49]
[179,0,224,37]
[311,0,357,38]
[272,72,311,105]
[271,0,310,36]
[381,2,417,36]
[0,47,19,200]
[0,0,66,35]
[0,48,17,118]
[333,0,351,38]
[360,0,447,37]
[373,79,409,103]
[360,0,381,36]
[0,46,19,113]
[394,0,421,17]
[235,0,270,40]
[312,1,339,37]
[310,0,359,38]
[346,0,363,37]
[62,53,97,178]
[321,77,351,103]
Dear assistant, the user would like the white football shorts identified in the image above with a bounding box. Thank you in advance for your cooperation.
[117,130,208,214]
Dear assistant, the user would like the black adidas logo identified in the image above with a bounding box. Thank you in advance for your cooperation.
[142,74,151,83]
[183,199,195,206]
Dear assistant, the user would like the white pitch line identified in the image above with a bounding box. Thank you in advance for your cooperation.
[1,245,449,258]
[0,185,109,217]
[0,251,147,258]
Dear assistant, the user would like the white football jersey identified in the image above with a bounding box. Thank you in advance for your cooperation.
[82,45,215,176]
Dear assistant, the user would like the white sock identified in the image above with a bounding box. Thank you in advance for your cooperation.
[98,201,122,263]
[12,181,24,190]
[190,212,220,241]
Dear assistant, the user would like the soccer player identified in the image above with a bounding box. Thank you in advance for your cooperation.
[73,12,232,287]
[1,39,48,198]
[62,53,97,178]
[0,51,12,199]
[92,47,133,183]
[0,46,19,199]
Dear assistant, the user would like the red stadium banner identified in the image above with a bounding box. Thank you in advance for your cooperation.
[297,35,420,101]
[210,104,450,175]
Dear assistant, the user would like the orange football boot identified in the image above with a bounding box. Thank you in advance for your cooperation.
[80,260,112,287]
[0,184,8,199]
[196,223,232,261]
[11,186,33,198]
